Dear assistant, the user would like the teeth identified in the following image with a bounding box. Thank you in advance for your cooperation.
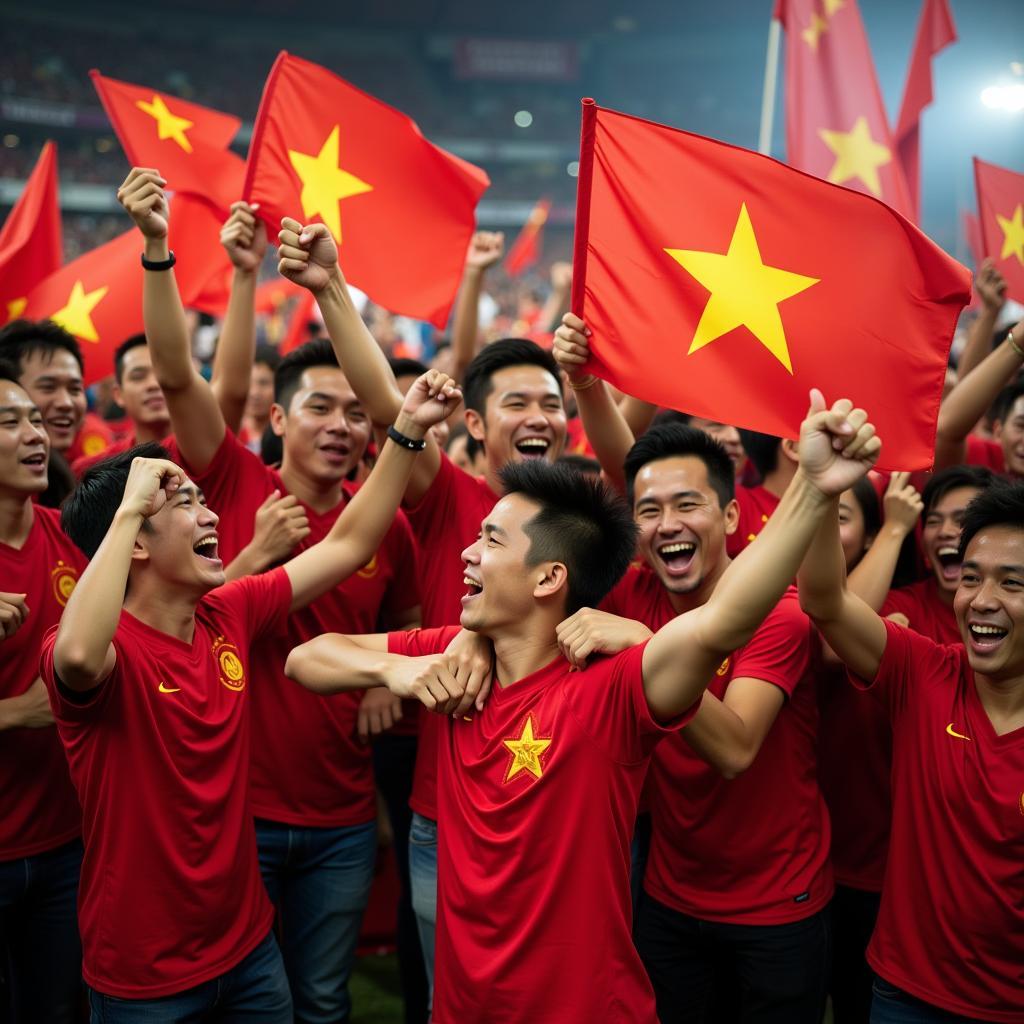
[938,547,959,557]
[463,576,481,589]
[970,625,1006,636]
[194,537,218,553]
[517,439,549,448]
[659,543,695,555]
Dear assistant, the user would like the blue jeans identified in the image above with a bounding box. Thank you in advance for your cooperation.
[256,818,376,1024]
[0,837,83,1024]
[88,930,290,1022]
[407,813,437,1009]
[870,978,989,1023]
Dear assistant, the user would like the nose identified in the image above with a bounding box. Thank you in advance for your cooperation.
[937,517,960,539]
[461,539,481,565]
[52,387,74,411]
[199,504,220,528]
[21,419,47,446]
[657,509,682,534]
[969,577,1000,612]
[524,406,549,428]
[325,411,351,436]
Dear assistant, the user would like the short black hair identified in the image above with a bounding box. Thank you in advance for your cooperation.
[274,339,340,409]
[0,356,22,386]
[958,478,1024,560]
[113,334,148,384]
[651,409,692,428]
[623,424,735,508]
[499,461,637,615]
[463,338,563,415]
[0,319,85,374]
[922,464,995,515]
[253,344,282,373]
[558,453,602,477]
[389,357,429,381]
[991,379,1024,426]
[61,442,171,558]
[736,428,781,480]
[846,477,882,541]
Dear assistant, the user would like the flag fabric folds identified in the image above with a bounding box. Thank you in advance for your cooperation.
[244,52,490,327]
[974,157,1024,302]
[505,199,552,277]
[570,100,970,472]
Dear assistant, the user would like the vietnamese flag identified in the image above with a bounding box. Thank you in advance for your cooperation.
[244,52,490,327]
[168,193,234,316]
[974,157,1024,302]
[570,101,970,471]
[505,199,551,277]
[90,71,245,215]
[0,141,62,322]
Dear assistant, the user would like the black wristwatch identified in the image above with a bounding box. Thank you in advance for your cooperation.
[141,250,176,271]
[387,425,427,451]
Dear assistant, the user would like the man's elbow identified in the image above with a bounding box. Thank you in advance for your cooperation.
[53,642,103,691]
[717,747,756,780]
[284,644,317,689]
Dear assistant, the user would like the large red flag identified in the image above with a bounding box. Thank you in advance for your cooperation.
[894,0,956,222]
[505,198,551,277]
[776,0,913,218]
[244,52,490,327]
[0,141,63,322]
[974,157,1024,302]
[571,101,969,471]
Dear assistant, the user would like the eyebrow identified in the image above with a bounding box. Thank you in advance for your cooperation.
[0,405,37,416]
[482,522,508,538]
[636,490,706,505]
[498,390,561,401]
[173,484,205,502]
[302,392,337,404]
[962,560,1024,573]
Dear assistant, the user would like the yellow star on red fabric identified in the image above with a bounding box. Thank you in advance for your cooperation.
[818,116,892,197]
[49,280,108,343]
[503,715,553,782]
[996,204,1024,265]
[135,95,195,153]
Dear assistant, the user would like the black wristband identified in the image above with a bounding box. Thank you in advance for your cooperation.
[141,250,176,271]
[387,424,427,451]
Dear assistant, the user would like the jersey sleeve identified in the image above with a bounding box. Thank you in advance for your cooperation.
[730,591,812,698]
[212,567,292,640]
[387,626,462,657]
[40,623,119,721]
[179,428,268,514]
[378,511,421,623]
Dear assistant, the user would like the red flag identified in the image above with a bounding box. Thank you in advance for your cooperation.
[776,0,913,218]
[963,211,984,268]
[570,100,969,471]
[280,290,318,355]
[90,71,245,215]
[244,52,489,327]
[168,194,234,316]
[255,276,305,315]
[974,157,1024,302]
[894,0,956,222]
[0,141,63,322]
[505,198,551,277]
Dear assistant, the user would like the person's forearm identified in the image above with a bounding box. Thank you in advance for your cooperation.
[143,238,194,392]
[285,634,396,694]
[540,281,571,334]
[572,380,637,494]
[797,497,847,623]
[619,396,658,440]
[451,266,485,384]
[0,690,38,730]
[957,306,1000,382]
[847,523,908,611]
[681,693,759,779]
[210,268,258,433]
[224,543,268,582]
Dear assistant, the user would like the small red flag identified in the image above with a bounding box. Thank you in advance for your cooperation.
[244,52,490,327]
[0,141,63,323]
[505,198,551,277]
[570,100,970,471]
[255,276,305,315]
[168,193,234,316]
[974,157,1024,302]
[280,290,318,355]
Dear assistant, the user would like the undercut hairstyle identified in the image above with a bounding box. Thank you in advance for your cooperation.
[463,339,563,415]
[736,428,781,480]
[273,339,340,410]
[389,357,429,381]
[254,344,282,373]
[61,442,171,559]
[623,424,735,509]
[921,464,995,515]
[958,479,1024,560]
[499,461,637,615]
[113,334,148,384]
[0,319,85,374]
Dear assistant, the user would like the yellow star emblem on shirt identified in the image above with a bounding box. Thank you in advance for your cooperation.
[802,13,829,51]
[503,714,552,783]
[818,116,892,198]
[664,203,819,374]
[135,95,195,154]
[287,125,373,244]
[996,204,1024,265]
[49,280,109,343]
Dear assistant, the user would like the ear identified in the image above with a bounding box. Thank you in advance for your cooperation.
[269,402,287,438]
[464,407,486,444]
[533,561,569,602]
[723,497,740,536]
[111,383,126,411]
[780,438,800,464]
[992,419,1004,441]
[130,532,151,566]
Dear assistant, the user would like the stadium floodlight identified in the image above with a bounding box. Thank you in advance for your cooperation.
[514,110,534,128]
[980,83,1024,112]
[567,160,580,177]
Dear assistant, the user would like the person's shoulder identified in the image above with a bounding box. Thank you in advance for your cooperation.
[32,505,88,567]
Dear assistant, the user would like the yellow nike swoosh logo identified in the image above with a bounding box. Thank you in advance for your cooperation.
[946,723,971,741]
[158,682,182,694]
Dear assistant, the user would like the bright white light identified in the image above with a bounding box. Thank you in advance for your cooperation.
[567,161,580,177]
[514,110,533,128]
[981,83,1024,112]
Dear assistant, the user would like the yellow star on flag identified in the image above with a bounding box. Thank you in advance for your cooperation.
[802,13,829,51]
[996,204,1024,265]
[664,203,819,374]
[824,0,845,16]
[503,715,553,782]
[288,125,373,244]
[135,95,195,154]
[6,297,27,322]
[49,280,109,344]
[818,116,892,197]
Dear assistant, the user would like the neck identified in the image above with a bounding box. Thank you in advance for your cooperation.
[244,413,270,436]
[133,418,171,445]
[663,554,730,615]
[973,671,1024,736]
[491,629,562,686]
[123,578,200,644]
[279,461,344,515]
[762,463,796,499]
[0,490,34,548]
[483,455,504,497]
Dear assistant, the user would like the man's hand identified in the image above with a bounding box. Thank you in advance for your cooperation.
[975,259,1007,313]
[553,312,593,383]
[556,609,653,669]
[0,593,28,640]
[278,218,339,293]
[550,261,573,293]
[118,457,187,521]
[396,370,462,433]
[117,167,169,240]
[444,630,494,717]
[465,230,504,272]
[250,490,311,565]
[881,472,923,535]
[798,390,881,498]
[357,687,403,743]
[221,201,268,273]
[387,655,466,715]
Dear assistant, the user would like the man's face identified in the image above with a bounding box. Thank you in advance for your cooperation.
[114,345,168,431]
[245,362,276,423]
[0,379,49,495]
[467,366,567,473]
[16,349,86,453]
[838,488,871,571]
[688,417,746,478]
[922,486,983,595]
[273,366,370,484]
[633,455,737,596]
[954,525,1024,680]
[995,396,1024,477]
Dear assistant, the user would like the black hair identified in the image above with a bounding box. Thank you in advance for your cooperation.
[922,464,995,515]
[0,319,85,374]
[991,379,1024,426]
[260,421,283,467]
[846,477,882,541]
[0,356,22,385]
[959,478,1024,560]
[253,343,282,373]
[623,424,735,508]
[558,454,602,478]
[651,409,692,428]
[462,338,563,415]
[499,461,637,615]
[389,357,429,381]
[273,339,340,409]
[113,334,148,385]
[61,442,171,558]
[736,428,781,480]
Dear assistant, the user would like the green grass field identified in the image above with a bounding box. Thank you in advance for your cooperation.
[350,953,404,1023]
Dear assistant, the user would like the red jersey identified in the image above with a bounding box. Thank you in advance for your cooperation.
[71,433,178,479]
[183,430,419,827]
[64,412,114,464]
[390,626,695,1023]
[564,415,596,458]
[0,506,84,860]
[882,577,960,645]
[403,452,500,820]
[856,620,1024,1022]
[965,433,1009,475]
[727,483,780,559]
[40,569,290,998]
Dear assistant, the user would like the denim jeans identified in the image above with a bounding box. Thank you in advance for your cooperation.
[870,978,990,1023]
[255,818,376,1024]
[407,813,437,1009]
[87,929,290,1023]
[0,837,83,1024]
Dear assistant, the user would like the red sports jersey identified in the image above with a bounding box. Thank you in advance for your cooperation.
[727,483,780,559]
[390,626,695,1023]
[564,415,596,458]
[64,411,114,464]
[965,433,1009,475]
[882,578,961,646]
[855,620,1024,1022]
[403,452,500,819]
[0,506,85,860]
[71,433,133,477]
[181,430,420,827]
[40,569,290,998]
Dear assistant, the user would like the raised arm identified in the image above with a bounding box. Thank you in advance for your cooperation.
[539,261,572,333]
[956,260,1006,382]
[117,168,226,472]
[451,231,503,384]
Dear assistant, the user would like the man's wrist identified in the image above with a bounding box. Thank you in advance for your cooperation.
[312,265,347,300]
[143,237,170,261]
[790,468,838,507]
[112,506,146,533]
[391,413,426,444]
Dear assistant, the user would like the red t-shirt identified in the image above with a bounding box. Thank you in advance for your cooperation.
[726,484,780,559]
[390,626,695,1023]
[403,452,500,820]
[855,621,1024,1023]
[0,506,85,860]
[882,577,960,645]
[965,433,1009,475]
[71,433,133,477]
[64,412,114,464]
[40,569,290,998]
[183,430,420,827]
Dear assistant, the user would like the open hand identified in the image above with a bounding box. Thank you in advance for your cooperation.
[357,687,403,743]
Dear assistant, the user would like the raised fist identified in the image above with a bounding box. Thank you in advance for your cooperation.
[117,167,170,240]
[278,218,338,293]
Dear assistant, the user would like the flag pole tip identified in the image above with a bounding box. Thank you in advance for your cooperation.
[581,97,596,108]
